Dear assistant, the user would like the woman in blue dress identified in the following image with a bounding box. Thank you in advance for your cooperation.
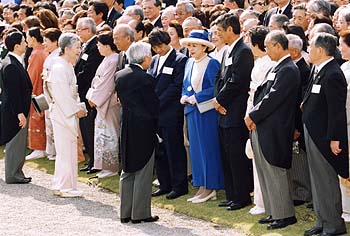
[180,30,224,203]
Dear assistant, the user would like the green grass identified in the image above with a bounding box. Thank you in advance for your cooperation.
[1,146,349,236]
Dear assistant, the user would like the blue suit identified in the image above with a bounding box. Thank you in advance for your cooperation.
[148,49,188,194]
[182,57,224,190]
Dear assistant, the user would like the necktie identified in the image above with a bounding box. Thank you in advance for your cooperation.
[313,68,318,81]
[278,8,282,14]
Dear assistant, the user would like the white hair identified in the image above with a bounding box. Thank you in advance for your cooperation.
[126,42,151,64]
[287,34,303,52]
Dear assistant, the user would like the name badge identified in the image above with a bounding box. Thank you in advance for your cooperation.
[225,57,232,66]
[81,53,89,61]
[267,72,276,81]
[163,66,173,75]
[311,84,321,94]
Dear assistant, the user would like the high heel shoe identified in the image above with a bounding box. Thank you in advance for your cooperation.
[192,191,217,203]
[187,195,200,202]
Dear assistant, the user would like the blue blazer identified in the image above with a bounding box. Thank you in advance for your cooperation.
[149,49,188,127]
[182,57,220,115]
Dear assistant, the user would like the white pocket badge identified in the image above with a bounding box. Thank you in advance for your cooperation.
[267,72,276,81]
[163,66,173,75]
[81,53,89,61]
[311,84,321,94]
[225,57,232,66]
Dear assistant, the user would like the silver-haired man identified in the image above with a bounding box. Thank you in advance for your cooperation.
[115,42,160,224]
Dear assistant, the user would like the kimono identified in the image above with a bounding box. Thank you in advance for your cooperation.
[49,57,82,191]
[86,53,120,172]
[182,56,224,190]
[27,45,48,150]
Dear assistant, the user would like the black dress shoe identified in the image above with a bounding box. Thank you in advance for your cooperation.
[226,202,251,211]
[24,177,32,182]
[120,217,131,223]
[80,167,91,172]
[7,178,31,184]
[258,215,274,224]
[166,190,187,199]
[131,216,159,224]
[293,200,306,206]
[152,189,170,197]
[267,216,297,230]
[218,200,233,207]
[86,169,101,174]
[318,231,347,236]
[304,227,323,236]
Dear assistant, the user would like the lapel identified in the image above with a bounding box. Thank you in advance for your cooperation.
[151,55,159,77]
[184,59,195,94]
[221,38,243,78]
[264,57,291,94]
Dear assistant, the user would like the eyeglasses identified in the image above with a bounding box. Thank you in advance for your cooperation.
[254,2,265,6]
[201,4,214,7]
[76,28,89,32]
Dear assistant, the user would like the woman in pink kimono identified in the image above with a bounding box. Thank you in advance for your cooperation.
[86,32,120,178]
[49,33,87,198]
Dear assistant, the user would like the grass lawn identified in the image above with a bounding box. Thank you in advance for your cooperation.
[1,147,349,236]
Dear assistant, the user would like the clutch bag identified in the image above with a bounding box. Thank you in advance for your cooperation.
[196,98,215,114]
[31,94,49,114]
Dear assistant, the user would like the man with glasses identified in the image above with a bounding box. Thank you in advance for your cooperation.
[175,1,194,25]
[75,17,104,175]
[263,0,293,26]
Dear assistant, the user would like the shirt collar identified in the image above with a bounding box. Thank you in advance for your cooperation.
[83,35,97,49]
[151,15,161,26]
[278,2,289,13]
[8,52,23,65]
[227,36,242,56]
[275,54,290,67]
[159,47,173,60]
[316,57,334,72]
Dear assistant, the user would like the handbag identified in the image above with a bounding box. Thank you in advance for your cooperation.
[31,94,49,114]
[196,98,215,114]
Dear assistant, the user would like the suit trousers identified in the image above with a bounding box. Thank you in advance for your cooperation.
[288,148,312,202]
[120,152,155,220]
[5,125,28,183]
[251,130,295,219]
[304,126,346,234]
[219,126,252,204]
[79,106,96,168]
[155,126,188,193]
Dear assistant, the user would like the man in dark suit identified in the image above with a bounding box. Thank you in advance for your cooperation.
[75,17,104,174]
[214,13,254,211]
[287,34,312,206]
[245,30,299,230]
[148,28,188,200]
[102,0,122,28]
[1,32,33,184]
[142,0,162,28]
[115,42,159,224]
[302,33,348,236]
[263,0,293,26]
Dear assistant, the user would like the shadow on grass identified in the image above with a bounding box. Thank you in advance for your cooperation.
[1,145,347,236]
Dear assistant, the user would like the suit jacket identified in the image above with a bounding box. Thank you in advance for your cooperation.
[0,54,32,144]
[74,36,104,105]
[115,64,159,173]
[148,48,188,127]
[302,59,349,178]
[214,38,254,128]
[263,3,293,26]
[295,57,311,151]
[106,8,121,28]
[153,16,163,28]
[250,56,300,169]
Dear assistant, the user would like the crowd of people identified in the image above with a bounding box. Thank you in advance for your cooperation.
[0,0,350,234]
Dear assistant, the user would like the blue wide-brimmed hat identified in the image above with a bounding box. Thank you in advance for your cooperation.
[180,30,215,50]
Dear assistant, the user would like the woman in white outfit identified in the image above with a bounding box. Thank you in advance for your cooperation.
[245,26,275,215]
[49,33,87,198]
[42,28,62,161]
[338,30,350,222]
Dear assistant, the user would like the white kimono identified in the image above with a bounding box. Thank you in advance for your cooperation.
[86,53,120,172]
[49,57,82,191]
